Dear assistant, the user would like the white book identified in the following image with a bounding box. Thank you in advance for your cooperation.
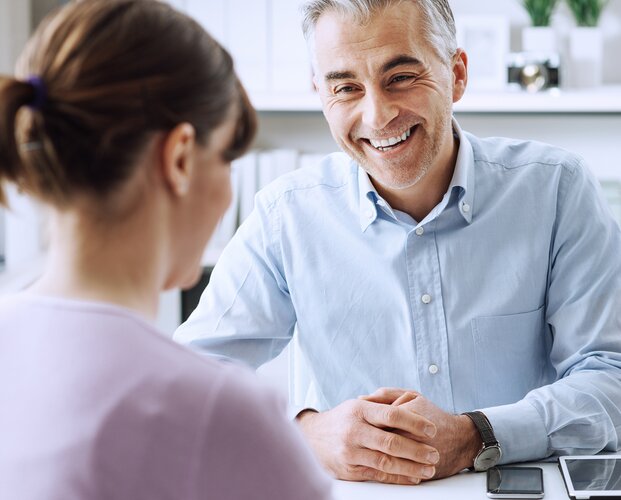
[258,148,299,190]
[225,0,270,93]
[257,150,274,191]
[271,148,298,178]
[201,157,243,266]
[271,0,313,94]
[185,0,226,46]
[237,151,259,224]
[219,158,242,241]
[201,218,226,267]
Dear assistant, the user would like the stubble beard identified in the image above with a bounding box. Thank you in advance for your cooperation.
[350,122,441,191]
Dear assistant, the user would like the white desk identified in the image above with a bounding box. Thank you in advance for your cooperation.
[333,463,567,499]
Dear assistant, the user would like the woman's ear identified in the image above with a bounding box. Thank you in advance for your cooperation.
[161,123,196,197]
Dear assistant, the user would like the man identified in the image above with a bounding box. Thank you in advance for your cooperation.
[175,0,621,485]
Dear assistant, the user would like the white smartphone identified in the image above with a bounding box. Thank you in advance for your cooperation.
[486,466,544,499]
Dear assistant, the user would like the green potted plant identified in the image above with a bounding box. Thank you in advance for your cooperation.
[566,0,608,27]
[566,0,609,87]
[521,0,559,52]
[523,0,559,26]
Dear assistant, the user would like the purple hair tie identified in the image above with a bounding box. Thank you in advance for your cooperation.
[26,76,47,110]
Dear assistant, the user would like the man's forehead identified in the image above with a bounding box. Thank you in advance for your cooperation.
[311,4,428,73]
[313,5,421,43]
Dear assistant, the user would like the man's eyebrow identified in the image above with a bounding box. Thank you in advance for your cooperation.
[382,55,423,73]
[324,70,356,82]
[323,55,423,82]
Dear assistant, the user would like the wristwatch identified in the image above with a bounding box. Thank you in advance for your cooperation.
[463,411,502,472]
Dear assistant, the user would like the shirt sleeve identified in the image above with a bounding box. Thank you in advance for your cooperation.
[483,158,621,464]
[174,192,296,369]
[196,366,333,500]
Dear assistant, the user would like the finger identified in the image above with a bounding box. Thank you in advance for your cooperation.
[391,392,418,406]
[354,449,437,481]
[359,387,416,404]
[361,401,437,439]
[356,465,422,485]
[359,424,440,464]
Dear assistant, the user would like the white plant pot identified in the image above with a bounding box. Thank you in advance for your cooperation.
[568,27,603,88]
[522,26,557,53]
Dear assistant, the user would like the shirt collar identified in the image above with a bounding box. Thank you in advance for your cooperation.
[358,168,379,231]
[452,118,475,224]
[357,117,475,231]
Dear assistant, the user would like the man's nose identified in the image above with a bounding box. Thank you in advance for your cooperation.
[361,89,399,131]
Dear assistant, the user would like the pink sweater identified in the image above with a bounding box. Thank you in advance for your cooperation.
[0,294,332,500]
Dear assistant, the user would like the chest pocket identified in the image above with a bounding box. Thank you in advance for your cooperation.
[471,305,549,409]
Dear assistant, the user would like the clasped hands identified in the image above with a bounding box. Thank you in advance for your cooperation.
[296,388,481,484]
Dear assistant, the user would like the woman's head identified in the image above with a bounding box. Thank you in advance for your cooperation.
[0,0,256,290]
[0,0,255,205]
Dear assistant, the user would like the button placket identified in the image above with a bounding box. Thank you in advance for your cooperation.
[405,217,453,411]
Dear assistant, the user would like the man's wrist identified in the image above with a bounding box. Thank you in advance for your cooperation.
[457,414,483,470]
[463,411,502,471]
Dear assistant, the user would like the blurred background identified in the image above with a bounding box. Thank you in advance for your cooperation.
[1,0,620,348]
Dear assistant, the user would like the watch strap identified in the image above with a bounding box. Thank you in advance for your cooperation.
[463,411,498,447]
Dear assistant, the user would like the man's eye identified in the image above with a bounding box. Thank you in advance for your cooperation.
[335,85,356,94]
[391,75,414,84]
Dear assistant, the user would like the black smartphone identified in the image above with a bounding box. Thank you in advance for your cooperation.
[486,466,544,499]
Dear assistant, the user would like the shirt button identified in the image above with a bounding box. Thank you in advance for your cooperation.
[364,209,373,219]
[415,227,424,236]
[462,202,471,213]
[428,364,439,375]
[421,294,432,304]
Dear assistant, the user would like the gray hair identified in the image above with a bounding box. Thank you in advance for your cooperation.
[301,0,457,65]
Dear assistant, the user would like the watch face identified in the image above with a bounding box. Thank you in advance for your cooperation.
[475,445,502,471]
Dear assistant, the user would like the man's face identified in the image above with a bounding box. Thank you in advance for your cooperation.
[312,3,466,191]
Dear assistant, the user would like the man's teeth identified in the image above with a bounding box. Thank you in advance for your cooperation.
[369,128,411,150]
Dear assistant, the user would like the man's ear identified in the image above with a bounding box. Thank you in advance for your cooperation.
[452,49,468,103]
[161,123,196,197]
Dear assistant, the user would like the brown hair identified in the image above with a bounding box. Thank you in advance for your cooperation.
[0,0,256,206]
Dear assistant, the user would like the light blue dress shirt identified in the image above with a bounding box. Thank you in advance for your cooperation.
[175,121,621,464]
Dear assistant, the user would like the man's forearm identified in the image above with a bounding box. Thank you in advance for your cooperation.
[484,371,621,464]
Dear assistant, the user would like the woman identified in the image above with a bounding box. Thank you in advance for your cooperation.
[0,1,332,499]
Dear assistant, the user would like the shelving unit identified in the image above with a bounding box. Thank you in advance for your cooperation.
[251,85,621,113]
[455,86,621,114]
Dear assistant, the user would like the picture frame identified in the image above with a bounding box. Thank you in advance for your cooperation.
[455,16,510,91]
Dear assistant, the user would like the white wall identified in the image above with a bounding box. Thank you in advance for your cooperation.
[451,0,621,84]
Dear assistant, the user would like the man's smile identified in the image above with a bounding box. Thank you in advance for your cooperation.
[360,125,418,153]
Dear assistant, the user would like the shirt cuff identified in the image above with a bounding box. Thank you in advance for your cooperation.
[481,399,549,464]
[287,404,318,421]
